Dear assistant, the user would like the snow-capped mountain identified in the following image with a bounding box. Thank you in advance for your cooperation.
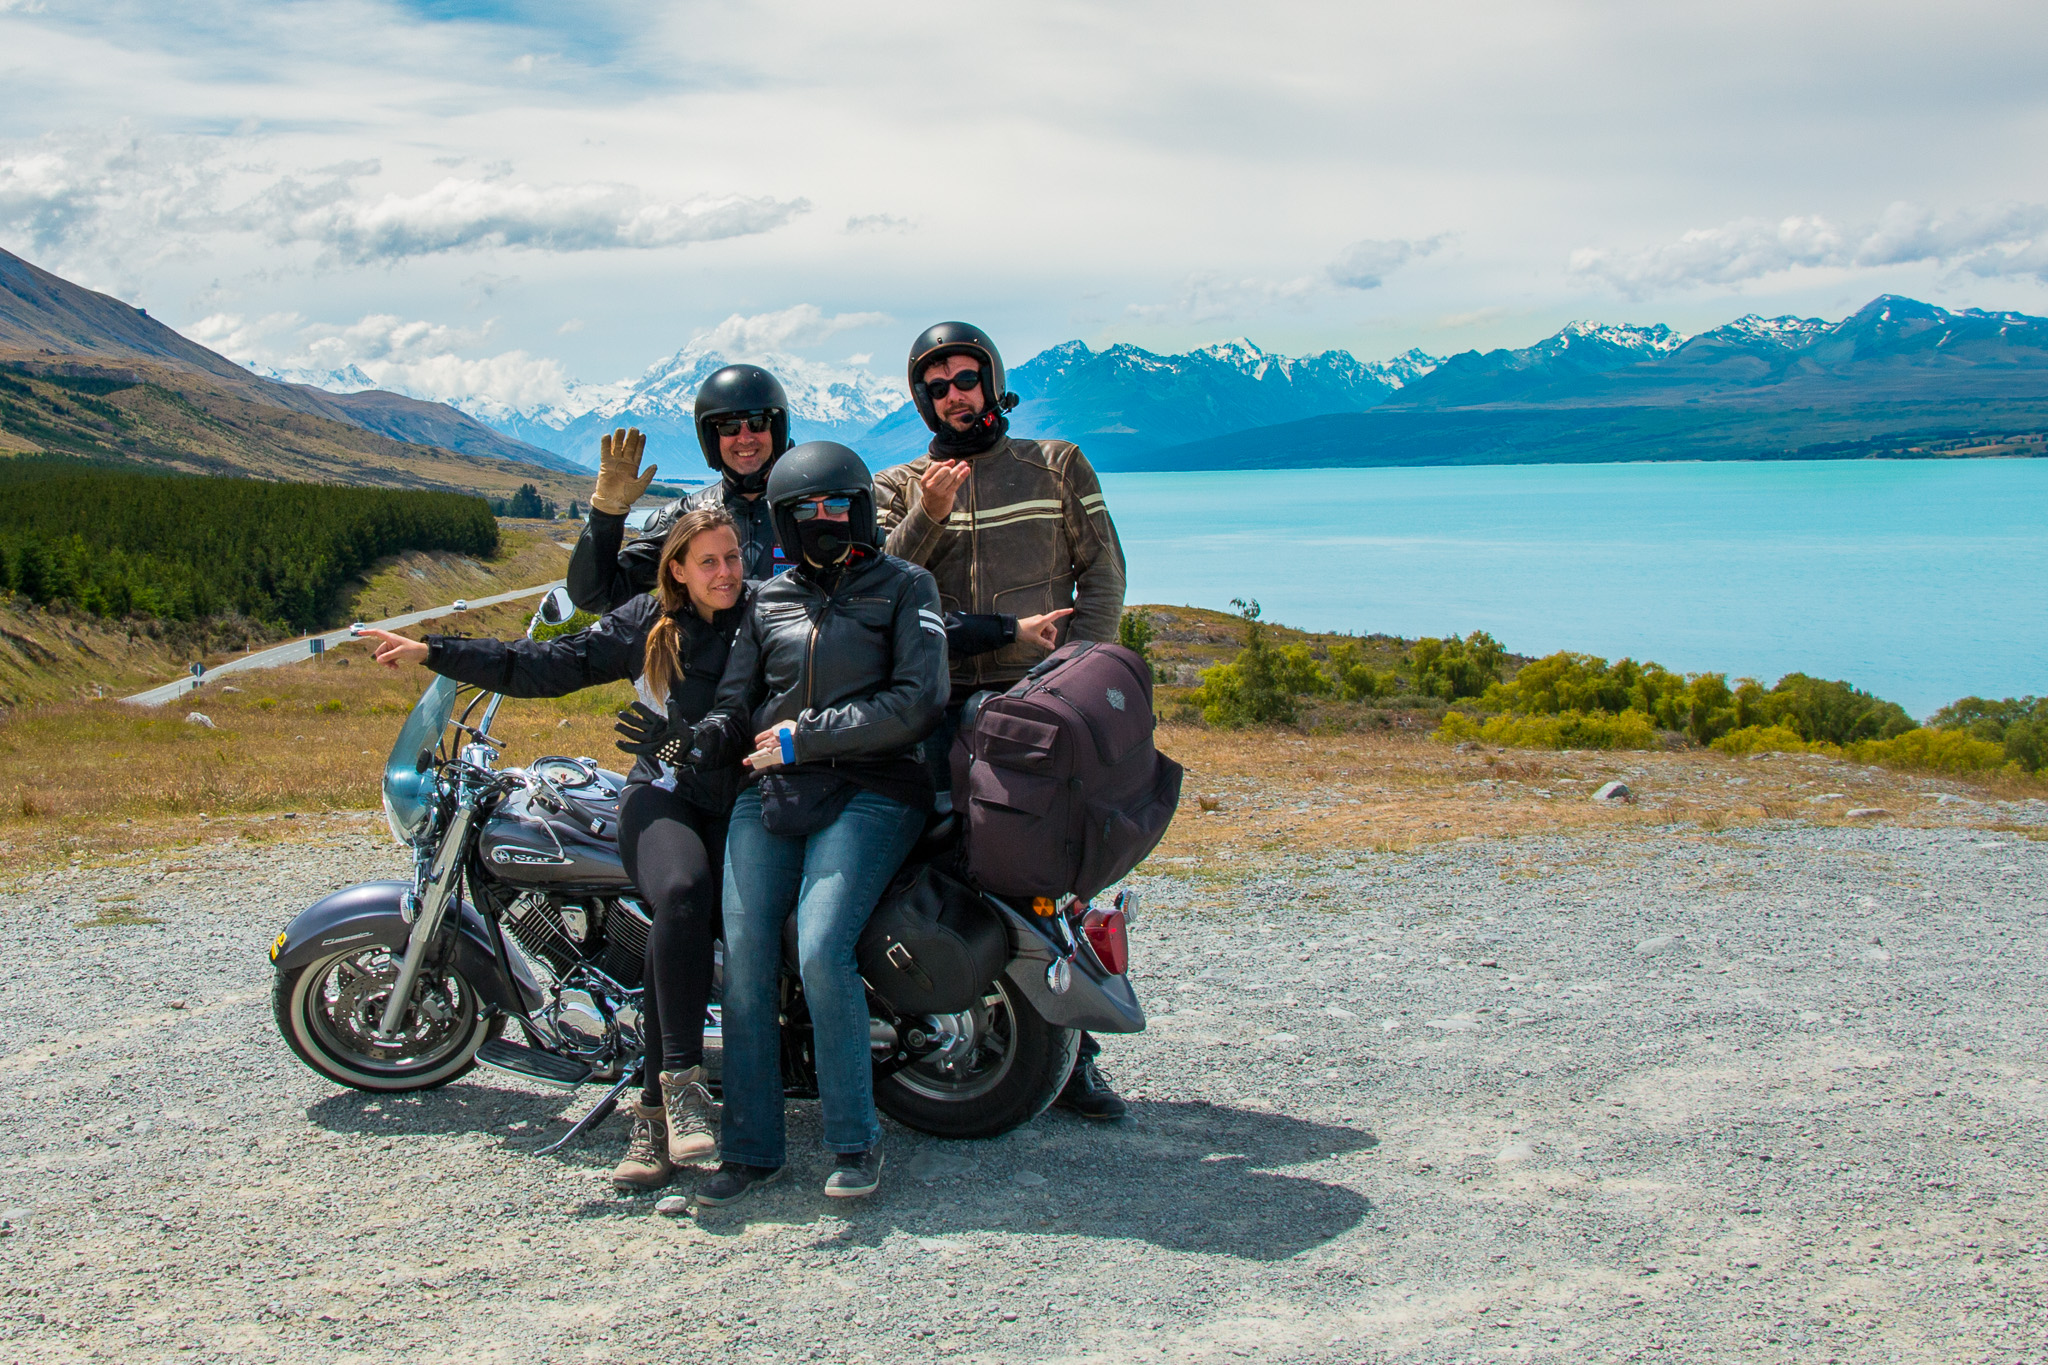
[449,345,906,471]
[861,337,1445,464]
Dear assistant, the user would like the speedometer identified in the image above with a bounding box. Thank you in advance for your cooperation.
[531,756,600,791]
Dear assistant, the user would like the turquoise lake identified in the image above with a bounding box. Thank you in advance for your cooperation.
[1098,460,2048,719]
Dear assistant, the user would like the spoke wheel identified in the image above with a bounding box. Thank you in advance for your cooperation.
[874,976,1076,1139]
[275,945,499,1092]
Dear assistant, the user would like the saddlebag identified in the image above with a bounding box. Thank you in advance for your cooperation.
[858,863,1008,1015]
[954,641,1183,902]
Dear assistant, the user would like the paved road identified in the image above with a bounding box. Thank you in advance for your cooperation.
[121,580,565,707]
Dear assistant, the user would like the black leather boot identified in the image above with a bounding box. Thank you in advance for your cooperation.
[1055,1051,1127,1120]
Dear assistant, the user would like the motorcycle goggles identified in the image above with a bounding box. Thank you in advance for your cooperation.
[711,411,775,438]
[921,370,983,400]
[788,496,855,522]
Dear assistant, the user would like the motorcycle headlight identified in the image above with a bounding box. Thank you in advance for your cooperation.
[381,788,412,847]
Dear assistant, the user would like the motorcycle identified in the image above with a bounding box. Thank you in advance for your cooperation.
[268,588,1146,1149]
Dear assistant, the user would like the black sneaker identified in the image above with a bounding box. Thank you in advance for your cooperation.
[823,1148,883,1199]
[694,1161,783,1208]
[1055,1054,1127,1120]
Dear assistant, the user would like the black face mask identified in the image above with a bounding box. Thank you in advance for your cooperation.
[723,460,773,496]
[928,403,1009,458]
[795,518,853,568]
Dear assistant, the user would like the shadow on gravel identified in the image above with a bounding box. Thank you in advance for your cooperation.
[699,1099,1380,1262]
[304,1089,1380,1261]
[302,1081,617,1171]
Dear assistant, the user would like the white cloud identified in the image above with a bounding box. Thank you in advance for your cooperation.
[240,167,809,265]
[1571,202,2048,297]
[0,131,808,273]
[186,309,578,413]
[689,304,891,358]
[1326,235,1448,290]
[844,213,914,234]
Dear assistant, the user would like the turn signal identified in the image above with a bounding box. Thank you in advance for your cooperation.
[1080,904,1129,976]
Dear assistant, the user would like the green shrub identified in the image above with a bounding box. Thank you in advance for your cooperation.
[1325,641,1392,701]
[1437,708,1660,750]
[1117,609,1154,670]
[1710,724,1826,756]
[1408,631,1507,700]
[1190,599,1297,727]
[1735,673,1913,745]
[1846,728,2010,775]
[1927,695,2047,772]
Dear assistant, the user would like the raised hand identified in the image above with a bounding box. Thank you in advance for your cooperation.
[918,459,971,523]
[591,427,656,515]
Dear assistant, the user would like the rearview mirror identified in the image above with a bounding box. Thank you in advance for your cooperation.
[536,586,576,626]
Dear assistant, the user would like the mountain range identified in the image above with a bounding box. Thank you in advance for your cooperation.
[424,295,2048,475]
[0,247,588,500]
[1133,297,2048,470]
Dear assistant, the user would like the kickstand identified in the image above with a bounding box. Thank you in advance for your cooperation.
[536,1070,636,1156]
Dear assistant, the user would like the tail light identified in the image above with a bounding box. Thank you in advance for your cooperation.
[1080,903,1129,976]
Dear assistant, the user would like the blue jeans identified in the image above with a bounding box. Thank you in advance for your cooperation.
[718,786,924,1168]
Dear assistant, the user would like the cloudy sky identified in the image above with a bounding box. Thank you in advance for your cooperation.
[4,0,2046,412]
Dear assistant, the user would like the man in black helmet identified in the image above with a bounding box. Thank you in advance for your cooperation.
[567,363,793,613]
[871,321,1131,1121]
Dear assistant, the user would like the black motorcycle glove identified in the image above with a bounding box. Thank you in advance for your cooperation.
[613,701,692,765]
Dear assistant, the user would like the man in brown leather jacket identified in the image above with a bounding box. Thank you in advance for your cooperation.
[872,320,1131,1120]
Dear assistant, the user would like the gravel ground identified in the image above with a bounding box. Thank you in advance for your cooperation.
[2,809,2046,1365]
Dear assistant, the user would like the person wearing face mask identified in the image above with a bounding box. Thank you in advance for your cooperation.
[568,365,793,613]
[647,442,947,1208]
[361,508,754,1195]
[870,321,1131,1121]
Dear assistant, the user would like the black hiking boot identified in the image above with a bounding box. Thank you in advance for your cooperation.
[1055,1052,1127,1120]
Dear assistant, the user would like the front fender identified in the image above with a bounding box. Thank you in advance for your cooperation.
[270,879,541,1014]
[991,898,1147,1034]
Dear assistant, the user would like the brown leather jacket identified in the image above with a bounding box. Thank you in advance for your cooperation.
[874,436,1126,694]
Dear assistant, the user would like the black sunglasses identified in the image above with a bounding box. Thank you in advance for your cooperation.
[712,412,774,438]
[922,370,983,399]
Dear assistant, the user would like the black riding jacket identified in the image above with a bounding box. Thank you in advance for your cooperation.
[567,481,781,613]
[697,549,948,804]
[423,587,753,815]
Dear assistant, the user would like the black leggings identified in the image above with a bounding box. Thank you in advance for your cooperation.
[617,783,725,1108]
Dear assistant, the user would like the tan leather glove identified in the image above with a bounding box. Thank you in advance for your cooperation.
[590,427,655,515]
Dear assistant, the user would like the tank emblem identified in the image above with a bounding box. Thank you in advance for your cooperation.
[492,847,574,867]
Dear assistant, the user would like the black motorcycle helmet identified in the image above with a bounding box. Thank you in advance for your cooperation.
[693,364,791,493]
[907,321,1020,434]
[766,441,878,569]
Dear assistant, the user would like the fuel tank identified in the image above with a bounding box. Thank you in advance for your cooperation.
[478,775,630,892]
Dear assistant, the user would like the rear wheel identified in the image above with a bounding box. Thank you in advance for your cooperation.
[874,976,1078,1139]
[274,944,500,1092]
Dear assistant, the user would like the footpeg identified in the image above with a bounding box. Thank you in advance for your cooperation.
[475,1038,592,1090]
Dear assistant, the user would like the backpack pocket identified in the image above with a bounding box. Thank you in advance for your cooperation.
[1074,756,1184,900]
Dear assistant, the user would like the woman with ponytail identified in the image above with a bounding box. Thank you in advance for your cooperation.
[361,507,751,1193]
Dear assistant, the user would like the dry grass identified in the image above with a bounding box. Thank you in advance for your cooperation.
[0,596,633,867]
[337,522,572,623]
[1148,725,2040,882]
[6,602,2040,874]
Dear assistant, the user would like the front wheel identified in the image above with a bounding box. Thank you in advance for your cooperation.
[874,976,1078,1140]
[274,943,501,1092]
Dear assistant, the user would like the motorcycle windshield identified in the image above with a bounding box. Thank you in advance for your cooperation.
[383,673,461,842]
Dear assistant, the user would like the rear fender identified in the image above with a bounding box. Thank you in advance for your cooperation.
[990,896,1146,1034]
[270,879,540,1014]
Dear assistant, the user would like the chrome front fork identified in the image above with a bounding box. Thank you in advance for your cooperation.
[378,803,477,1036]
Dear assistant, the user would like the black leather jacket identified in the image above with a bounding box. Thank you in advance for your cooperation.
[567,481,781,613]
[698,550,948,796]
[424,587,752,815]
